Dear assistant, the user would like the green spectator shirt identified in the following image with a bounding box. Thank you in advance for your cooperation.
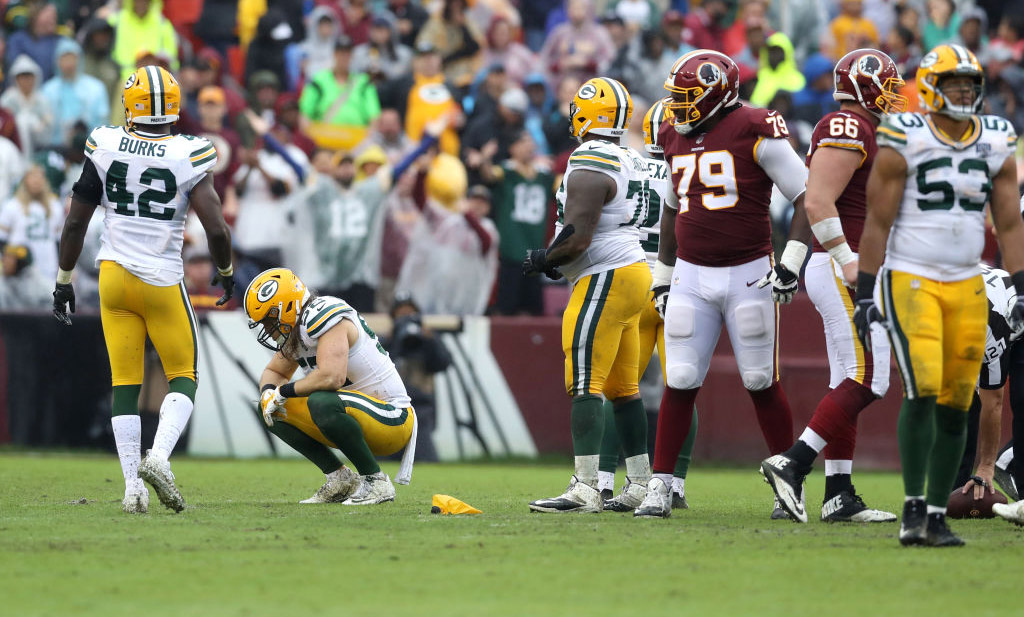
[299,69,381,127]
[492,161,554,263]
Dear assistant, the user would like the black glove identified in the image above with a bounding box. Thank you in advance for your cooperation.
[653,285,670,319]
[852,298,884,348]
[53,282,75,326]
[1010,296,1024,333]
[756,264,799,304]
[522,249,562,280]
[211,269,235,306]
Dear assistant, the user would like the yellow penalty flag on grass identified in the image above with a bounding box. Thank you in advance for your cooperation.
[431,494,482,515]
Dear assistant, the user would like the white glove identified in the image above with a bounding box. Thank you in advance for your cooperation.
[260,387,287,427]
[652,260,673,319]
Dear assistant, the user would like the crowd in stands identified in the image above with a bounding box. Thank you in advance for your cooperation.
[0,0,1023,315]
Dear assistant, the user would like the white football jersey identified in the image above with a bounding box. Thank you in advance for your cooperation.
[877,112,1017,281]
[639,154,669,271]
[87,125,218,286]
[554,139,648,283]
[0,196,63,278]
[979,265,1022,389]
[295,296,411,409]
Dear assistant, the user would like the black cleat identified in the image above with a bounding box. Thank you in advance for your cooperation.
[760,455,808,522]
[600,488,613,502]
[672,492,689,510]
[820,488,897,523]
[924,512,964,547]
[899,499,927,546]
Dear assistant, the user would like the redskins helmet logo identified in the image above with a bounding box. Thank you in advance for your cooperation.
[856,54,882,76]
[697,62,722,87]
[257,280,279,303]
[577,83,598,100]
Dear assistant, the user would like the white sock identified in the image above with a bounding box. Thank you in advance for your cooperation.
[926,505,946,515]
[112,415,143,491]
[150,392,194,461]
[654,472,673,489]
[824,459,852,476]
[624,454,652,485]
[997,447,1014,469]
[574,455,600,488]
[672,477,685,495]
[597,470,615,492]
[905,495,925,502]
[798,428,827,452]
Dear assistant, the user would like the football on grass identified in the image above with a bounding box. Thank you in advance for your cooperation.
[947,486,1008,519]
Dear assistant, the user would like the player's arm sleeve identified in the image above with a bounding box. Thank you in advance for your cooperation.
[663,181,680,210]
[184,140,219,194]
[876,118,908,150]
[754,137,807,202]
[566,149,624,184]
[304,301,355,340]
[71,158,103,206]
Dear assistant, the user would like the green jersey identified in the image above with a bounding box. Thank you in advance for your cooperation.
[492,161,554,262]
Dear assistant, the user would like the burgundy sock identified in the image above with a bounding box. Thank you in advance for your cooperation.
[652,387,698,474]
[749,382,794,455]
[816,379,877,461]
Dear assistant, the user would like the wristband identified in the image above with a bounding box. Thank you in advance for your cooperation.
[260,384,276,393]
[652,260,673,288]
[780,240,808,273]
[1012,271,1024,299]
[217,264,234,277]
[855,271,876,301]
[278,382,298,398]
[827,241,856,267]
[57,268,73,284]
[810,217,844,245]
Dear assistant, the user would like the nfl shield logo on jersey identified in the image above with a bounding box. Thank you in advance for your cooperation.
[976,142,991,156]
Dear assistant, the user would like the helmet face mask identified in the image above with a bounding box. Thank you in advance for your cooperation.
[832,49,907,117]
[916,44,984,120]
[243,268,310,353]
[663,50,739,136]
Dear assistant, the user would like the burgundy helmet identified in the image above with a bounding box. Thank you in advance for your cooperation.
[663,49,740,135]
[833,48,907,117]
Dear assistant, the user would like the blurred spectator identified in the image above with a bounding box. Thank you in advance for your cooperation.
[481,16,536,87]
[602,14,642,91]
[767,0,827,65]
[195,49,247,116]
[299,38,381,128]
[481,131,554,315]
[77,18,119,124]
[335,0,373,46]
[236,69,281,147]
[634,29,680,104]
[886,24,920,78]
[723,0,766,58]
[543,75,582,160]
[109,0,178,83]
[351,13,414,82]
[520,0,555,51]
[465,63,507,124]
[416,0,483,89]
[922,0,959,53]
[894,2,921,40]
[682,0,730,52]
[274,93,316,158]
[523,73,554,155]
[388,0,431,48]
[39,38,107,146]
[539,0,614,90]
[33,122,87,198]
[5,2,61,81]
[356,106,414,164]
[791,53,838,125]
[0,164,62,283]
[193,0,240,58]
[661,9,687,50]
[462,87,527,185]
[749,32,806,108]
[303,6,340,79]
[1,55,53,156]
[382,42,461,156]
[828,0,879,60]
[193,87,241,208]
[990,13,1024,64]
[989,62,1024,133]
[0,105,22,153]
[863,0,898,42]
[955,7,989,66]
[613,0,659,34]
[246,8,294,91]
[0,132,24,199]
[733,14,767,69]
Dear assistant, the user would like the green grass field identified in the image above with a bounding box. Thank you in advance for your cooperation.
[1,452,1020,617]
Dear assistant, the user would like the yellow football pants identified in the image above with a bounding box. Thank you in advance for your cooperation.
[637,292,666,381]
[99,261,198,386]
[562,261,652,399]
[879,269,986,410]
[276,390,415,456]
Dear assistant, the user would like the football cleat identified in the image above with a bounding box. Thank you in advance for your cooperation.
[634,477,672,519]
[992,500,1024,526]
[760,454,808,522]
[138,451,185,513]
[529,476,602,513]
[898,499,927,546]
[342,472,395,506]
[994,465,1018,502]
[672,492,689,510]
[924,512,964,547]
[122,485,149,514]
[603,478,647,512]
[771,498,792,520]
[300,466,360,504]
[600,488,614,502]
[821,489,897,523]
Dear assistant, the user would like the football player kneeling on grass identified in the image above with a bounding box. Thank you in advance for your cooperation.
[244,268,417,505]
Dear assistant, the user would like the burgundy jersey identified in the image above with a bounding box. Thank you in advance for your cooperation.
[660,104,786,267]
[806,110,877,252]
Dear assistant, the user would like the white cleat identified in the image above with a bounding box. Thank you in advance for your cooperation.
[603,477,648,512]
[300,466,361,503]
[342,472,396,506]
[634,477,672,518]
[529,476,602,513]
[122,485,149,514]
[138,450,185,513]
[992,500,1024,526]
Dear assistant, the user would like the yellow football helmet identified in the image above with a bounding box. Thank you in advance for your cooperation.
[244,268,310,351]
[568,77,633,142]
[917,44,984,120]
[642,98,671,155]
[122,65,181,126]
